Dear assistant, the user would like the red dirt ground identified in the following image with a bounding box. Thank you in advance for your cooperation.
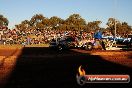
[0,47,132,88]
[72,49,132,68]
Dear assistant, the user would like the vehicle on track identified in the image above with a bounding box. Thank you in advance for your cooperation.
[75,38,95,50]
[49,36,76,51]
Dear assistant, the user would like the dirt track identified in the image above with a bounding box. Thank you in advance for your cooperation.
[0,47,132,88]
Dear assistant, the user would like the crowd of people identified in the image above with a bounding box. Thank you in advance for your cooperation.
[0,26,123,48]
[0,26,96,45]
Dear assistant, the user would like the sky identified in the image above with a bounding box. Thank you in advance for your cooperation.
[0,0,132,29]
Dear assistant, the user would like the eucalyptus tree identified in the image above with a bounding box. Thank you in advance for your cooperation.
[0,14,9,26]
[30,14,45,30]
[86,21,102,32]
[65,14,86,31]
[107,18,132,37]
[49,16,64,30]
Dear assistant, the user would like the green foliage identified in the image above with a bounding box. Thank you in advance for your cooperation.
[0,14,9,26]
[106,18,132,37]
[14,14,132,36]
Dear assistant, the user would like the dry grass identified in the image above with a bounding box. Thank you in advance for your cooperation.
[25,44,49,47]
[0,44,49,49]
[0,45,23,49]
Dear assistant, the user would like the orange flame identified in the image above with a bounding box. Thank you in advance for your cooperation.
[78,65,86,76]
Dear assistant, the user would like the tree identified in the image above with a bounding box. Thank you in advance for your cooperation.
[0,14,9,26]
[21,20,30,27]
[118,22,132,37]
[86,21,102,32]
[106,18,120,36]
[49,16,64,30]
[107,18,132,37]
[42,18,50,26]
[15,20,30,32]
[65,14,86,31]
[30,14,45,29]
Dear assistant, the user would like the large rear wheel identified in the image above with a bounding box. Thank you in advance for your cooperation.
[85,43,93,50]
[57,45,63,51]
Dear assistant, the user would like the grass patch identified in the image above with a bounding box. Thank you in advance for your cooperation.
[25,44,49,47]
[0,45,23,49]
[0,44,49,49]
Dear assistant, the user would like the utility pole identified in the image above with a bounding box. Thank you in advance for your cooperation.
[114,19,116,39]
[114,0,117,39]
[114,0,117,46]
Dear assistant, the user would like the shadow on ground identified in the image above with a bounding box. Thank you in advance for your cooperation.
[4,47,132,88]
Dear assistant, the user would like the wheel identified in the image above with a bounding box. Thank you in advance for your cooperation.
[57,45,63,51]
[85,43,93,50]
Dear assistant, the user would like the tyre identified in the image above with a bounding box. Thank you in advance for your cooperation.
[57,45,63,51]
[84,42,93,50]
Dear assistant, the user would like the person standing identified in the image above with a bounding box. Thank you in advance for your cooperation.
[27,36,31,45]
[94,30,106,50]
[0,33,2,44]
